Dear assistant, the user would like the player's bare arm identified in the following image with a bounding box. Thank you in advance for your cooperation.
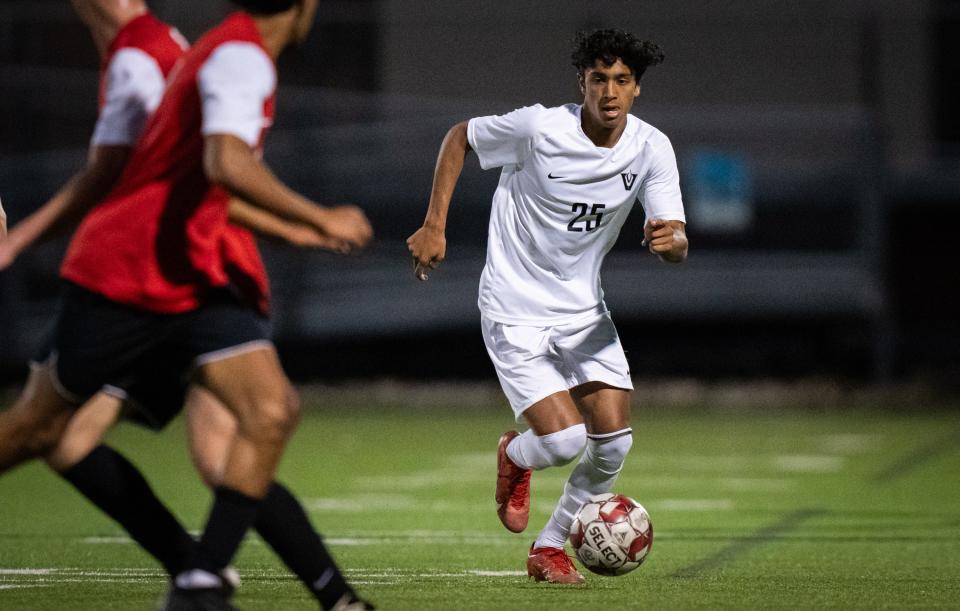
[227,198,350,252]
[204,133,372,251]
[0,145,130,270]
[407,120,472,280]
[0,196,6,239]
[643,218,687,263]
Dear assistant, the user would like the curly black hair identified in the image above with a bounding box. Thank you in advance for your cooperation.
[230,0,297,15]
[571,29,665,80]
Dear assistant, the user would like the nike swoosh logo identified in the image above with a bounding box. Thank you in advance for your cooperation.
[547,172,565,179]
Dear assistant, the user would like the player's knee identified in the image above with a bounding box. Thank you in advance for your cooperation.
[46,424,106,471]
[188,433,232,488]
[24,415,70,459]
[195,457,224,489]
[588,430,633,474]
[2,373,77,464]
[242,388,299,443]
[249,404,295,443]
[45,437,88,472]
[540,424,587,466]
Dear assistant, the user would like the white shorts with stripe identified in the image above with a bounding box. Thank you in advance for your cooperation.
[481,311,633,421]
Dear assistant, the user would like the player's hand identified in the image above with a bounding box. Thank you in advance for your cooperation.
[642,218,688,263]
[284,223,324,248]
[406,225,446,281]
[314,205,373,253]
[282,223,350,253]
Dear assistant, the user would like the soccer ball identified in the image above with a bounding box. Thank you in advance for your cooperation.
[569,492,653,576]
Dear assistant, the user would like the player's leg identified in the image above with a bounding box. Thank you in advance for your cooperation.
[532,313,635,563]
[255,482,373,609]
[170,345,297,600]
[185,386,370,608]
[196,345,295,496]
[511,393,594,585]
[0,364,76,472]
[32,282,216,582]
[499,391,587,530]
[0,357,197,579]
[534,383,631,548]
[507,392,586,467]
[482,316,588,533]
[524,384,631,585]
[44,391,197,578]
[481,316,589,583]
[44,391,123,471]
[185,386,236,488]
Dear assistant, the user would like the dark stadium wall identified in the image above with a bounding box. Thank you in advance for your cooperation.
[1,0,957,384]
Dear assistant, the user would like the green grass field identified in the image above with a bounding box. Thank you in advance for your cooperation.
[2,384,959,609]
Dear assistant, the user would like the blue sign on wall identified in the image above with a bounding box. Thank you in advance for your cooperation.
[685,149,754,232]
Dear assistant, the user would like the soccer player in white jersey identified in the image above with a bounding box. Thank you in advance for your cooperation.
[408,29,688,584]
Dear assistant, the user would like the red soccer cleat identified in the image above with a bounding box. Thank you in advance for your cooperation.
[526,545,586,584]
[496,431,531,533]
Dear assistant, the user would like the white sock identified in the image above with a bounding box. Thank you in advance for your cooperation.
[506,424,587,470]
[534,429,633,549]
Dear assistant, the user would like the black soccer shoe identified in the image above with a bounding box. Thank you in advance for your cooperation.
[161,586,239,611]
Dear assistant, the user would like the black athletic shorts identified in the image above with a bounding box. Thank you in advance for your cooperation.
[35,282,272,430]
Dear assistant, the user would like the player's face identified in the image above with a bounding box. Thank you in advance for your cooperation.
[579,59,640,131]
[293,0,319,45]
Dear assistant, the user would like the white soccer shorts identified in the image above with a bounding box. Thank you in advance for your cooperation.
[481,311,634,421]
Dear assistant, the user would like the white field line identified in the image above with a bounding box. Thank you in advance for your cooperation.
[304,494,419,511]
[0,578,158,584]
[772,455,845,473]
[819,434,876,454]
[326,536,516,546]
[84,536,523,547]
[353,453,491,490]
[83,531,522,547]
[353,474,487,489]
[0,584,51,589]
[630,454,753,471]
[653,499,735,511]
[79,527,689,552]
[327,530,521,547]
[304,495,510,513]
[0,567,528,588]
[718,477,796,491]
[342,450,840,506]
[82,536,133,544]
[0,567,164,578]
[537,498,735,513]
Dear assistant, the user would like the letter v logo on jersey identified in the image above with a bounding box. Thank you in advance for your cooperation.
[620,172,638,190]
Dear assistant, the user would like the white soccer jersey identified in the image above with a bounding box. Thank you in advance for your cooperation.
[468,103,686,325]
[91,48,167,146]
